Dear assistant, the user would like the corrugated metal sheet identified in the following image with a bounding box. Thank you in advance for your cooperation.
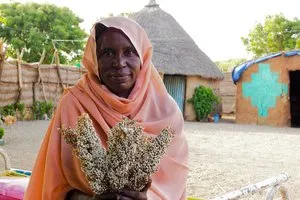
[163,75,186,112]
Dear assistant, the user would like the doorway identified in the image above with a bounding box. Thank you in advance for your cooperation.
[163,75,186,113]
[289,70,300,127]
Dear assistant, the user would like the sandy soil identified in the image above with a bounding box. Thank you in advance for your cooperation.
[0,120,299,199]
[185,121,300,200]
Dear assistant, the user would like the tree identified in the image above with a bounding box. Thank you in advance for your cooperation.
[0,3,87,64]
[0,16,5,24]
[98,12,133,21]
[215,58,247,72]
[241,14,300,57]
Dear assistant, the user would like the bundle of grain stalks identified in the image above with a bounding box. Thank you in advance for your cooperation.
[59,113,174,195]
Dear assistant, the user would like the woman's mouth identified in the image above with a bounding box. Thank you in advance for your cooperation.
[110,74,131,82]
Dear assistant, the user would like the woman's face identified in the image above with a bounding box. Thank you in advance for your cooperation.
[96,29,141,98]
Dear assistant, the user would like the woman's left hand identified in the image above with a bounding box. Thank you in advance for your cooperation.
[119,179,151,200]
[118,190,147,200]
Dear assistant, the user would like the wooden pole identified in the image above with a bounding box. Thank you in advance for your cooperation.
[0,41,5,81]
[54,49,65,90]
[38,49,47,101]
[34,49,47,103]
[16,49,24,104]
[0,58,3,82]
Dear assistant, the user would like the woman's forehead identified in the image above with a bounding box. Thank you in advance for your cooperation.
[97,29,136,49]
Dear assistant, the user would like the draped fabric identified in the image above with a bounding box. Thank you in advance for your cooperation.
[24,17,188,200]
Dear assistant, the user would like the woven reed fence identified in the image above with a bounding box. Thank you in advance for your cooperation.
[0,58,87,107]
[220,72,236,114]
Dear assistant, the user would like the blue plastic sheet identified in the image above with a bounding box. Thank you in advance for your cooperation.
[232,50,300,84]
[285,50,300,57]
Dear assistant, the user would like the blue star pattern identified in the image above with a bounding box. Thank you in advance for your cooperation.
[242,63,288,117]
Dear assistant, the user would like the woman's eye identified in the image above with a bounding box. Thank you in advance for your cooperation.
[102,49,114,57]
[124,48,136,56]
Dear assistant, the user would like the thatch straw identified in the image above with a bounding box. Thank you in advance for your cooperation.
[130,2,223,80]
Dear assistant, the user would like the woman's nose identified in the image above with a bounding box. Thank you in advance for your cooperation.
[112,55,126,68]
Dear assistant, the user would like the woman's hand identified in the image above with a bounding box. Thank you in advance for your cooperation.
[65,189,92,200]
[67,190,143,200]
[93,192,128,200]
[118,179,152,200]
[67,179,151,200]
[66,190,120,200]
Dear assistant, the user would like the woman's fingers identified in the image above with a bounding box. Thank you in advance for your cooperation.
[141,178,152,192]
[119,190,147,200]
[119,178,151,199]
[93,193,135,200]
[93,192,118,199]
[118,195,132,200]
[93,180,152,200]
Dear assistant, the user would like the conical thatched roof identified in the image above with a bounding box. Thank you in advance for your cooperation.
[130,0,223,80]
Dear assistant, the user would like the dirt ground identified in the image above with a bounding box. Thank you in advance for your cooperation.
[0,119,299,200]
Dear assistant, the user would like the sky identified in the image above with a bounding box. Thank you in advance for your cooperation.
[1,0,300,61]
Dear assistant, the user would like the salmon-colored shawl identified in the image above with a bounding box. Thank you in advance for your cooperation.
[24,17,188,200]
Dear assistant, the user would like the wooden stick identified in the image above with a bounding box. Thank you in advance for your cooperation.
[0,47,5,81]
[54,50,65,90]
[37,49,48,102]
[16,49,24,103]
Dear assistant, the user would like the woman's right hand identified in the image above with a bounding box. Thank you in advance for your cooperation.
[93,192,132,200]
[94,179,152,200]
[67,178,151,200]
[66,189,123,200]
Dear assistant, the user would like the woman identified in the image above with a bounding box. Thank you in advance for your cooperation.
[24,17,188,200]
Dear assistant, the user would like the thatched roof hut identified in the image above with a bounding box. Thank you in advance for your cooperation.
[130,0,223,79]
[130,0,223,120]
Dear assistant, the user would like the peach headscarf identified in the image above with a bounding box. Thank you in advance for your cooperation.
[24,17,188,200]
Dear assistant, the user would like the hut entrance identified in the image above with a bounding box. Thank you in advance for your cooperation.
[163,75,186,113]
[289,70,300,127]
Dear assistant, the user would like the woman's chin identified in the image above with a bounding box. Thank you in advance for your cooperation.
[108,83,133,97]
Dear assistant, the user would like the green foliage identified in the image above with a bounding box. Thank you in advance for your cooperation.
[15,102,25,120]
[0,2,87,64]
[188,86,220,121]
[0,104,16,116]
[32,101,54,120]
[0,15,6,24]
[215,58,247,72]
[0,127,4,139]
[241,14,300,57]
[15,103,25,112]
[45,101,54,118]
[0,103,25,120]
